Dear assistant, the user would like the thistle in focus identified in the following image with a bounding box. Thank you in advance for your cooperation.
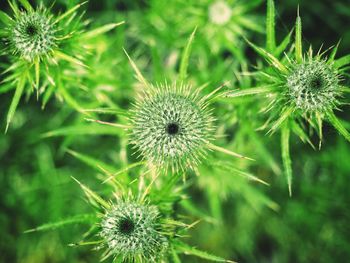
[130,82,215,172]
[0,0,124,131]
[125,29,252,173]
[100,200,168,262]
[22,168,234,263]
[228,0,350,195]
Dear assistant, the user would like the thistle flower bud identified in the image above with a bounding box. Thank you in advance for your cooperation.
[131,83,215,172]
[286,60,340,113]
[10,11,56,61]
[100,201,168,262]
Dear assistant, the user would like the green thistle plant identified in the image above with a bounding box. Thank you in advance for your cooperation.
[24,168,234,263]
[0,0,123,132]
[100,200,168,262]
[130,82,215,172]
[228,0,350,195]
[9,7,56,61]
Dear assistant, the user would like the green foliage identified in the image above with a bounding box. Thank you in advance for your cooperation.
[1,0,350,263]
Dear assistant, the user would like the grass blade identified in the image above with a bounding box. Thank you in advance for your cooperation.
[266,0,276,52]
[179,27,197,82]
[281,125,292,196]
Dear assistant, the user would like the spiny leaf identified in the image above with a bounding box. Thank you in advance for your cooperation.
[0,10,12,24]
[245,37,288,73]
[123,48,151,89]
[41,124,124,138]
[268,107,293,134]
[327,111,350,143]
[81,22,125,39]
[295,7,303,63]
[274,29,293,57]
[6,74,26,133]
[66,149,118,174]
[334,54,350,69]
[208,143,254,161]
[226,85,276,98]
[54,1,87,24]
[328,40,341,64]
[24,214,96,233]
[281,125,292,196]
[266,0,276,52]
[72,177,110,210]
[175,241,235,263]
[179,27,197,82]
[54,50,86,68]
[18,0,33,12]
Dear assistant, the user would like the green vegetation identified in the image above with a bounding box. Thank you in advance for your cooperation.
[1,0,350,262]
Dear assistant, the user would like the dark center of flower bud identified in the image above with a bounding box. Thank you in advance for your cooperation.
[309,75,324,90]
[166,122,179,135]
[118,218,135,235]
[26,24,38,36]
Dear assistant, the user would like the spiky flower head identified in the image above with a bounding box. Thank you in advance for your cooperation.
[100,200,168,262]
[9,8,56,61]
[130,83,215,172]
[286,59,340,113]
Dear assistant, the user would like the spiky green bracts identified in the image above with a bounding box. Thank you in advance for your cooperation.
[228,0,350,195]
[7,6,56,61]
[100,200,168,262]
[0,0,123,132]
[58,176,233,263]
[130,83,215,172]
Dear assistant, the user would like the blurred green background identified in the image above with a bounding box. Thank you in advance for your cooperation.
[1,0,350,262]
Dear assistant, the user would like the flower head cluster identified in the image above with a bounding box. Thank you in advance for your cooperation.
[286,59,340,113]
[100,200,168,262]
[10,9,56,61]
[130,83,215,172]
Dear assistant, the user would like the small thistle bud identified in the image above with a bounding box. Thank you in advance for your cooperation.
[100,201,168,262]
[130,83,215,172]
[208,1,233,26]
[286,60,340,113]
[10,10,56,61]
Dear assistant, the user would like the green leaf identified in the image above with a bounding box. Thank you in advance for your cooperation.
[266,0,276,52]
[245,37,288,73]
[124,49,151,89]
[18,0,33,12]
[274,29,293,57]
[72,177,111,210]
[175,241,235,262]
[66,149,118,174]
[6,74,26,133]
[81,22,125,39]
[327,111,350,143]
[281,125,292,196]
[41,124,124,138]
[0,10,12,24]
[54,50,86,68]
[268,107,293,134]
[24,214,96,233]
[334,54,350,69]
[295,8,303,63]
[328,40,341,64]
[226,85,276,98]
[179,27,197,82]
[54,1,87,24]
